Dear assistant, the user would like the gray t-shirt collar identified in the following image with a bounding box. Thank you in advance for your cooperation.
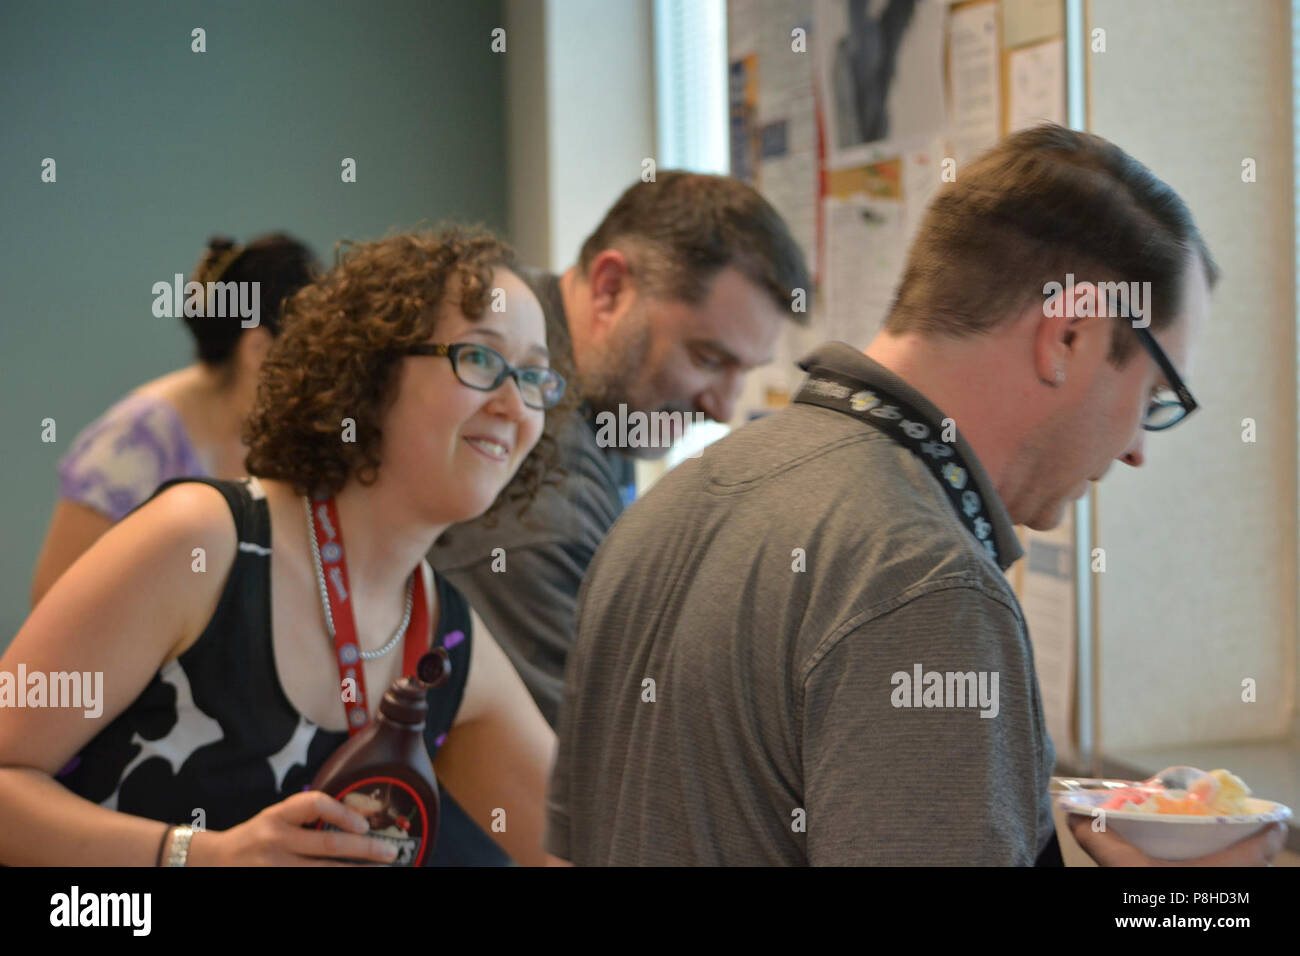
[797,342,1024,569]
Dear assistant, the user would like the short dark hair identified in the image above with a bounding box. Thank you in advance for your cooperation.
[184,232,318,365]
[886,124,1219,364]
[577,171,812,322]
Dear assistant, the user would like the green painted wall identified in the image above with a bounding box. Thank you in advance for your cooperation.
[0,0,507,647]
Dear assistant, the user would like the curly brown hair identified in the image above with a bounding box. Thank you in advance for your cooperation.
[243,226,572,519]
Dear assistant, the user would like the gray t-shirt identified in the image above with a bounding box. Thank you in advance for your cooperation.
[429,271,635,728]
[546,342,1057,865]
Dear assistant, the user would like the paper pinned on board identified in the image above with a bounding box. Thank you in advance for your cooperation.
[754,0,818,276]
[901,138,946,243]
[947,1,1001,163]
[822,195,905,348]
[1007,38,1066,133]
[815,0,947,170]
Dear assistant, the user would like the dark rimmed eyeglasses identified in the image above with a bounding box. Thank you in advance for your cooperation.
[407,342,566,411]
[1133,325,1197,431]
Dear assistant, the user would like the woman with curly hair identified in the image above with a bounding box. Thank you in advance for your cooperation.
[0,227,568,866]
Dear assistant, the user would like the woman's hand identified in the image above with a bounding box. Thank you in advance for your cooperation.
[189,791,401,866]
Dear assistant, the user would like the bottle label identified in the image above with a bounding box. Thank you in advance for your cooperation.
[319,776,429,866]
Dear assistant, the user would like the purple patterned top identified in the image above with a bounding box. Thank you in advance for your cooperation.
[58,392,208,521]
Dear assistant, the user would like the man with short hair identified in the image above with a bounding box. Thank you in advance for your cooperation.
[428,171,811,864]
[544,126,1287,866]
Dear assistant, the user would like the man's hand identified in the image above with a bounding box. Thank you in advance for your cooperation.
[1068,813,1287,866]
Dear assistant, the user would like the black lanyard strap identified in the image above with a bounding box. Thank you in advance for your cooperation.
[793,368,1001,566]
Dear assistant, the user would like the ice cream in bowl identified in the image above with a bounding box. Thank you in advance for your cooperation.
[1057,766,1291,861]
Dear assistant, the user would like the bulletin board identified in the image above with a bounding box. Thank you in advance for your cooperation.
[726,0,1083,764]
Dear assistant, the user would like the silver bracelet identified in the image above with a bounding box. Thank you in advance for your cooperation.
[164,825,194,867]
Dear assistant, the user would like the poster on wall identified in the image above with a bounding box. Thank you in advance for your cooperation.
[728,0,820,282]
[814,0,947,170]
[947,0,1001,162]
[822,194,906,347]
[1007,37,1066,132]
[728,54,760,185]
[755,0,818,278]
[901,137,945,241]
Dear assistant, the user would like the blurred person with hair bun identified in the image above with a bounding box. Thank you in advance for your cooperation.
[30,232,318,606]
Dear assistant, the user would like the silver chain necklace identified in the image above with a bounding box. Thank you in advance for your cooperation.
[304,496,413,661]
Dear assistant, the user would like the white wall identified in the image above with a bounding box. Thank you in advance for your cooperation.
[1087,0,1298,750]
[506,0,552,269]
[507,0,657,273]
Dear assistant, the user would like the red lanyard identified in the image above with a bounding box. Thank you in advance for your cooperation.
[309,497,429,736]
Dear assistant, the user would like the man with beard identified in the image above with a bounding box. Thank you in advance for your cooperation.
[427,171,811,863]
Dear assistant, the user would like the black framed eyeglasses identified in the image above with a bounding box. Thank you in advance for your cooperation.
[1133,325,1197,431]
[407,342,566,411]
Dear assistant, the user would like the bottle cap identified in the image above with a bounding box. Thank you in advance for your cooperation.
[416,647,451,689]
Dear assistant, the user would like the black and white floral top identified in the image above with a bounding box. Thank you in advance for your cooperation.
[56,477,472,846]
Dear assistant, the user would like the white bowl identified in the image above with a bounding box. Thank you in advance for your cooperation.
[1058,792,1292,861]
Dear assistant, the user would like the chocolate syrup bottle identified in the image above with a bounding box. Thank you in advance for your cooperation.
[312,650,450,866]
